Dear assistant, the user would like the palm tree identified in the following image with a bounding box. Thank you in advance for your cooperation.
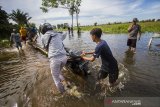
[10,9,32,26]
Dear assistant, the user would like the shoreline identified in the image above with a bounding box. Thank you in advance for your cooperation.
[74,22,160,34]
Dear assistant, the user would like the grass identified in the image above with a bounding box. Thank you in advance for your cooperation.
[0,39,10,48]
[77,22,160,34]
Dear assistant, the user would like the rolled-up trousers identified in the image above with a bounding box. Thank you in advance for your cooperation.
[49,56,67,93]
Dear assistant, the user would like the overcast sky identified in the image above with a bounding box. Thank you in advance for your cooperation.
[1,0,160,26]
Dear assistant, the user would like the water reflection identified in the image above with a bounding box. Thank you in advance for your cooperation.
[68,34,72,40]
[77,32,82,38]
[123,51,136,65]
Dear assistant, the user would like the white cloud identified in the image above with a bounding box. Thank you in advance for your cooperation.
[1,0,160,26]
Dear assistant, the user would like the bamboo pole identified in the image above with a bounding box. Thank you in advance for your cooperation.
[32,43,48,55]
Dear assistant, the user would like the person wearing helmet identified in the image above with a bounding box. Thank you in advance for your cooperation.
[10,29,22,50]
[40,23,67,93]
[127,18,141,53]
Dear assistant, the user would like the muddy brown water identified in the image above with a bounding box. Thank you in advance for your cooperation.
[0,32,160,107]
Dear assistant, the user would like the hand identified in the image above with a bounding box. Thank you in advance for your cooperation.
[80,54,85,57]
[82,50,86,54]
[80,51,86,57]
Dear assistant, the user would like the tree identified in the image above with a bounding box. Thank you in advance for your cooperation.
[57,24,61,29]
[156,19,160,22]
[74,0,81,33]
[0,6,12,38]
[61,24,64,28]
[152,19,155,22]
[28,22,36,27]
[52,25,56,29]
[94,22,97,26]
[64,23,69,29]
[68,4,75,32]
[40,0,82,33]
[10,9,32,26]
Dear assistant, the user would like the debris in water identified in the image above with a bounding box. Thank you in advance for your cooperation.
[66,86,83,98]
[117,82,124,91]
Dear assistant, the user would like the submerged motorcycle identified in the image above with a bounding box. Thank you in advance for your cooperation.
[31,44,89,76]
[31,32,90,76]
[65,47,89,76]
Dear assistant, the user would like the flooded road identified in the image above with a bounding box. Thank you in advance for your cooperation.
[0,32,160,107]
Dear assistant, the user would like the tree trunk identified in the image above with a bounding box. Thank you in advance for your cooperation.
[71,14,73,33]
[76,12,79,33]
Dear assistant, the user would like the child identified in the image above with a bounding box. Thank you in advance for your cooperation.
[10,29,22,50]
[81,28,119,87]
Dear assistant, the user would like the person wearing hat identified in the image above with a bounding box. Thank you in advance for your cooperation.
[10,29,22,50]
[127,18,141,53]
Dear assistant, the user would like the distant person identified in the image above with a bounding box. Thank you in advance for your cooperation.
[68,27,71,34]
[127,18,141,53]
[40,23,68,93]
[77,27,81,33]
[28,27,37,42]
[81,28,119,87]
[19,27,27,44]
[10,29,22,50]
[71,27,73,34]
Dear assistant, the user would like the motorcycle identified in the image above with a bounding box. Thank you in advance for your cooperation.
[31,44,89,76]
[65,47,89,76]
[31,31,90,76]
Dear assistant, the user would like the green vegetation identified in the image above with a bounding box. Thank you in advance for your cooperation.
[0,6,34,49]
[0,6,32,39]
[0,39,10,48]
[10,9,32,26]
[0,7,13,38]
[40,0,82,32]
[78,22,160,34]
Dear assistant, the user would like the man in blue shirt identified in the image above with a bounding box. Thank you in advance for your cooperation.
[81,28,119,87]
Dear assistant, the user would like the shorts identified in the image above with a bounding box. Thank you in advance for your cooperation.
[21,36,26,41]
[97,66,119,84]
[15,42,22,48]
[127,39,137,48]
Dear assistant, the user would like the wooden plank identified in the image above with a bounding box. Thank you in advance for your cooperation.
[32,43,48,55]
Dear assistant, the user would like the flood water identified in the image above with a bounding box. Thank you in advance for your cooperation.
[0,32,160,107]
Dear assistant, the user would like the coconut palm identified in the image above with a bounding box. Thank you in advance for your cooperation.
[10,9,32,26]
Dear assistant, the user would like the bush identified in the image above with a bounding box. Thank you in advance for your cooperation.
[0,39,10,48]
